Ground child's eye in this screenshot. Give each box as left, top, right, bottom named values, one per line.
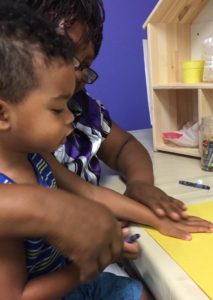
left=51, top=108, right=64, bottom=114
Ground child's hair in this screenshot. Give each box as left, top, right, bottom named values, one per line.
left=0, top=1, right=75, bottom=104
left=14, top=0, right=105, bottom=57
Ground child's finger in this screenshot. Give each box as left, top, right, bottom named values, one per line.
left=122, top=241, right=141, bottom=260
left=123, top=240, right=140, bottom=254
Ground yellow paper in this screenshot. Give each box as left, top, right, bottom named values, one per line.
left=145, top=201, right=213, bottom=299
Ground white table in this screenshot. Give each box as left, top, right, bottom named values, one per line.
left=100, top=128, right=213, bottom=300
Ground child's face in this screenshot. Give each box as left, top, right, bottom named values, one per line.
left=7, top=61, right=75, bottom=153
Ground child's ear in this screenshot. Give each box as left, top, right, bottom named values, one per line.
left=0, top=99, right=11, bottom=130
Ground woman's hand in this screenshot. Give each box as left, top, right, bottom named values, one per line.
left=125, top=181, right=187, bottom=221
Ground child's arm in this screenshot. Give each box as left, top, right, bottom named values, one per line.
left=44, top=154, right=213, bottom=240
left=0, top=238, right=81, bottom=300
left=22, top=265, right=80, bottom=300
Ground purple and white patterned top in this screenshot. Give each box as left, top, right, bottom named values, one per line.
left=54, top=90, right=112, bottom=185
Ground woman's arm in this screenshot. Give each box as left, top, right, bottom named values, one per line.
left=98, top=122, right=187, bottom=220
left=0, top=184, right=123, bottom=281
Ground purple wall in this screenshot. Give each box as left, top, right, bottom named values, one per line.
left=87, top=0, right=158, bottom=131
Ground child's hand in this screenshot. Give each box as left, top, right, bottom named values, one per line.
left=125, top=181, right=187, bottom=221
left=156, top=215, right=213, bottom=240
left=122, top=241, right=141, bottom=260
left=121, top=228, right=141, bottom=260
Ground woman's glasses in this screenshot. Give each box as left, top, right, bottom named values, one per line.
left=73, top=56, right=98, bottom=84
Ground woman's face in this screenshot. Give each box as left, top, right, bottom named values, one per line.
left=66, top=22, right=96, bottom=93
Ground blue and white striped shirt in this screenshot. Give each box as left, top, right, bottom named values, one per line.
left=0, top=153, right=67, bottom=281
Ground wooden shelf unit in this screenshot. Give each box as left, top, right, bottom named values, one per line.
left=145, top=0, right=213, bottom=157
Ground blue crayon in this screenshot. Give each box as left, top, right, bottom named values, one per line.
left=125, top=233, right=140, bottom=244
left=179, top=180, right=210, bottom=190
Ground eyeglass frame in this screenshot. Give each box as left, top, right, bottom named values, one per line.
left=72, top=56, right=98, bottom=84
left=62, top=28, right=98, bottom=84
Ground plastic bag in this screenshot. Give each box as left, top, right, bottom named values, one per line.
left=162, top=122, right=199, bottom=148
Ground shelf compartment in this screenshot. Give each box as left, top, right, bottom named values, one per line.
left=147, top=23, right=191, bottom=85
left=152, top=89, right=199, bottom=156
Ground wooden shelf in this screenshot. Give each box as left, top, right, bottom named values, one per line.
left=156, top=144, right=200, bottom=157
left=153, top=83, right=213, bottom=90
left=145, top=0, right=213, bottom=158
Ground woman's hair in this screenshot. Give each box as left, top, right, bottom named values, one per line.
left=0, top=1, right=75, bottom=103
left=15, top=0, right=105, bottom=57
